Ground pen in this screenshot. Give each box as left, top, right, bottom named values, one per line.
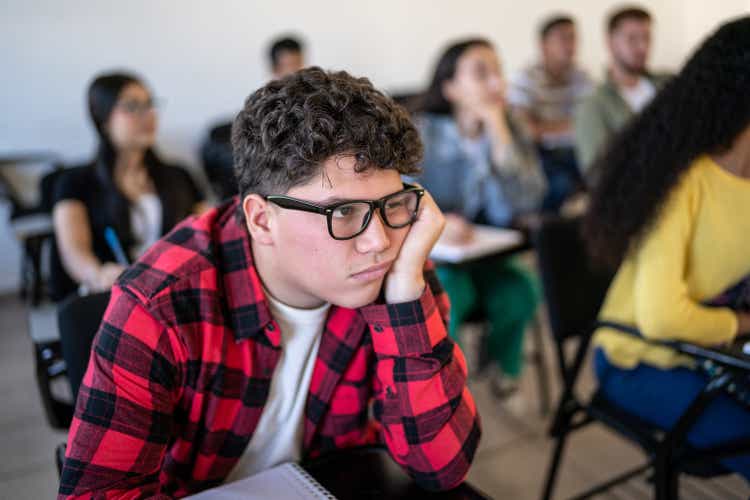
left=104, top=226, right=130, bottom=266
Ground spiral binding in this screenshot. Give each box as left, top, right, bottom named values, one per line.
left=288, top=463, right=337, bottom=499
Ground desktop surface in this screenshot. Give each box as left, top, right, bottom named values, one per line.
left=302, top=446, right=490, bottom=500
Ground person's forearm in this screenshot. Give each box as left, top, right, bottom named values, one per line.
left=483, top=112, right=515, bottom=168
left=362, top=277, right=480, bottom=491
left=536, top=118, right=573, bottom=137
left=379, top=345, right=479, bottom=490
left=60, top=246, right=105, bottom=289
left=59, top=286, right=177, bottom=498
left=384, top=271, right=425, bottom=303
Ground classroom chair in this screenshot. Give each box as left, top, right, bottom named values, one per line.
left=535, top=215, right=750, bottom=500
left=0, top=152, right=61, bottom=304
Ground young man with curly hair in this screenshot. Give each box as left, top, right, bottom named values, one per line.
left=59, top=67, right=481, bottom=498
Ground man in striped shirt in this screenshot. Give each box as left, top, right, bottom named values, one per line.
left=509, top=14, right=592, bottom=211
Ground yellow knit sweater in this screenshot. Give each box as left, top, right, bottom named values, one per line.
left=594, top=155, right=750, bottom=369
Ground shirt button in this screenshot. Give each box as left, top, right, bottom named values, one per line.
left=266, top=323, right=275, bottom=332
left=373, top=324, right=383, bottom=333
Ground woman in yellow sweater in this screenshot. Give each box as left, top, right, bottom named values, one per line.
left=583, top=16, right=750, bottom=481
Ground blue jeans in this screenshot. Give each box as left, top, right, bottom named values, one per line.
left=594, top=349, right=750, bottom=481
left=537, top=145, right=582, bottom=212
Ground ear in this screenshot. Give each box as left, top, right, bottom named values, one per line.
left=242, top=194, right=275, bottom=245
left=539, top=38, right=547, bottom=53
left=606, top=34, right=615, bottom=54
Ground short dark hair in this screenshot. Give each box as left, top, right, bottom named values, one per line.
left=539, top=15, right=574, bottom=40
left=232, top=67, right=423, bottom=208
left=269, top=36, right=303, bottom=69
left=607, top=6, right=651, bottom=34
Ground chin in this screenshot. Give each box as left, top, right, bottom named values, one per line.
left=329, top=282, right=382, bottom=310
left=137, top=135, right=156, bottom=148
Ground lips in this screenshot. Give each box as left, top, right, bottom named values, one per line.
left=350, top=261, right=393, bottom=282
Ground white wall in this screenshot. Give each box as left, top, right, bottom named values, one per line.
left=1, top=0, right=748, bottom=292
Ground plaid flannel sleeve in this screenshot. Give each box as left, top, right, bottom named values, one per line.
left=58, top=285, right=182, bottom=499
left=359, top=261, right=481, bottom=491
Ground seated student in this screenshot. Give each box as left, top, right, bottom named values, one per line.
left=201, top=35, right=307, bottom=200
left=51, top=72, right=205, bottom=301
left=413, top=38, right=545, bottom=398
left=574, top=6, right=671, bottom=186
left=267, top=35, right=306, bottom=79
left=508, top=14, right=592, bottom=211
left=584, top=17, right=750, bottom=481
left=58, top=67, right=481, bottom=498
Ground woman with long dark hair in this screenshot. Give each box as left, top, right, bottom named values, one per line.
left=413, top=38, right=545, bottom=397
left=584, top=17, right=750, bottom=479
left=51, top=72, right=206, bottom=299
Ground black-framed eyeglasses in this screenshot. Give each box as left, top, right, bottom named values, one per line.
left=265, top=183, right=425, bottom=240
left=116, top=97, right=161, bottom=115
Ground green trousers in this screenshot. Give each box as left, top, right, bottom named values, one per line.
left=436, top=258, right=539, bottom=378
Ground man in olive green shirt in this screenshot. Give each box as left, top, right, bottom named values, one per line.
left=574, top=7, right=671, bottom=185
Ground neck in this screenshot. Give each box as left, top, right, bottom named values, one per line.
left=712, top=135, right=750, bottom=179
left=114, top=148, right=146, bottom=173
left=452, top=107, right=483, bottom=139
left=543, top=59, right=570, bottom=81
left=610, top=63, right=641, bottom=88
left=251, top=239, right=326, bottom=309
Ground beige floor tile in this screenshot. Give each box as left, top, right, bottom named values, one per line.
left=0, top=463, right=60, bottom=500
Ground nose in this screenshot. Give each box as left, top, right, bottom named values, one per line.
left=354, top=210, right=391, bottom=254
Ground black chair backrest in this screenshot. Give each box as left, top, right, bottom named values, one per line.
left=58, top=291, right=111, bottom=403
left=200, top=122, right=238, bottom=200
left=0, top=153, right=60, bottom=214
left=534, top=216, right=613, bottom=343
left=389, top=91, right=425, bottom=115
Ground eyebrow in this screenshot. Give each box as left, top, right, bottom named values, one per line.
left=312, top=187, right=407, bottom=206
left=315, top=195, right=351, bottom=205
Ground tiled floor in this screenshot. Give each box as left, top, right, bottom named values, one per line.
left=0, top=293, right=747, bottom=499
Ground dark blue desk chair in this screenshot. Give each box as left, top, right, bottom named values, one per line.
left=55, top=291, right=111, bottom=475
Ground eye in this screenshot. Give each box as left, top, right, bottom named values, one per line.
left=121, top=101, right=139, bottom=112
left=385, top=198, right=406, bottom=210
left=332, top=204, right=356, bottom=218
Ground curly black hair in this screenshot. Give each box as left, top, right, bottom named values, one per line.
left=231, top=67, right=423, bottom=212
left=583, top=16, right=750, bottom=269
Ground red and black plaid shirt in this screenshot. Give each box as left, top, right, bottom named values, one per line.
left=59, top=198, right=480, bottom=499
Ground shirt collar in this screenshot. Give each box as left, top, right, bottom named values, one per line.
left=217, top=198, right=276, bottom=343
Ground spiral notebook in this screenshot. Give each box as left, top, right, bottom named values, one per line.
left=185, top=462, right=336, bottom=499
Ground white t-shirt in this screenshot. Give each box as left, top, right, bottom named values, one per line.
left=129, top=193, right=162, bottom=258
left=619, top=76, right=656, bottom=113
left=225, top=291, right=330, bottom=482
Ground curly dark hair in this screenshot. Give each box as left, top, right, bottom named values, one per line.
left=583, top=16, right=750, bottom=269
left=231, top=67, right=423, bottom=211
